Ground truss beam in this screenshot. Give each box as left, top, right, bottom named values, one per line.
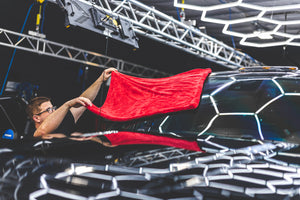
left=115, top=147, right=203, bottom=167
left=0, top=28, right=169, bottom=78
left=57, top=0, right=263, bottom=69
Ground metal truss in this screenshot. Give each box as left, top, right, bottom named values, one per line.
left=0, top=28, right=169, bottom=78
left=115, top=146, right=203, bottom=167
left=55, top=0, right=263, bottom=69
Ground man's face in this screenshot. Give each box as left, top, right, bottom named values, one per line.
left=33, top=101, right=55, bottom=124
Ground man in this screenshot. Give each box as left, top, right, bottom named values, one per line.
left=26, top=67, right=117, bottom=139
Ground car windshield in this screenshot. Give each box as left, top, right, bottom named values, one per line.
left=107, top=72, right=300, bottom=143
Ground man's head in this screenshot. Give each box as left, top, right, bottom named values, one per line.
left=26, top=97, right=56, bottom=127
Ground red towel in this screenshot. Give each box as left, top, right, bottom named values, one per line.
left=105, top=131, right=203, bottom=152
left=87, top=68, right=211, bottom=121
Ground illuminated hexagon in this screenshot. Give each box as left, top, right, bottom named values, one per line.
left=202, top=6, right=261, bottom=24
left=275, top=78, right=300, bottom=93
left=240, top=34, right=293, bottom=47
left=225, top=21, right=277, bottom=35
left=276, top=24, right=300, bottom=37
left=174, top=0, right=242, bottom=11
left=204, top=115, right=260, bottom=139
left=258, top=95, right=300, bottom=142
left=223, top=20, right=279, bottom=38
left=262, top=8, right=300, bottom=22
left=213, top=79, right=282, bottom=113
left=173, top=0, right=300, bottom=47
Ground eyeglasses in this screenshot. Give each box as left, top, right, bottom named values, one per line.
left=35, top=106, right=57, bottom=115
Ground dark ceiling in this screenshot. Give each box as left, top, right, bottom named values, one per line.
left=1, top=0, right=300, bottom=104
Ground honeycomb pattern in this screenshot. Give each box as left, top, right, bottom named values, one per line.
left=20, top=141, right=300, bottom=199
left=173, top=0, right=300, bottom=47
left=197, top=69, right=300, bottom=142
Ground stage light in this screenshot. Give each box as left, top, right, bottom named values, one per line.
left=62, top=0, right=139, bottom=48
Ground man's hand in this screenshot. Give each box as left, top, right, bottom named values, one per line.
left=101, top=68, right=118, bottom=81
left=65, top=97, right=92, bottom=109
left=41, top=133, right=67, bottom=139
left=69, top=132, right=93, bottom=141
left=70, top=132, right=116, bottom=147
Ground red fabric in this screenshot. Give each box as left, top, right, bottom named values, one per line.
left=105, top=131, right=202, bottom=152
left=87, top=68, right=211, bottom=121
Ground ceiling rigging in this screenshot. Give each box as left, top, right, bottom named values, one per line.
left=172, top=0, right=300, bottom=47
left=55, top=0, right=262, bottom=69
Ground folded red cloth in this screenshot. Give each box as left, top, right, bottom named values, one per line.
left=87, top=68, right=211, bottom=121
left=105, top=131, right=203, bottom=152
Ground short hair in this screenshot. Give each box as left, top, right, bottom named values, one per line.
left=26, top=96, right=51, bottom=119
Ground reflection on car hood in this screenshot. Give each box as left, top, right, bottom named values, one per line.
left=1, top=136, right=300, bottom=199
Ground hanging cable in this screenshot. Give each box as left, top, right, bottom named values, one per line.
left=35, top=0, right=45, bottom=33
left=97, top=36, right=109, bottom=131
left=78, top=53, right=89, bottom=93
left=99, top=72, right=105, bottom=131
left=0, top=3, right=35, bottom=96
left=218, top=0, right=236, bottom=49
left=228, top=8, right=236, bottom=49
left=40, top=0, right=48, bottom=34
left=283, top=46, right=300, bottom=67
left=105, top=37, right=109, bottom=55
left=176, top=7, right=181, bottom=21
left=175, top=0, right=185, bottom=22
left=179, top=0, right=185, bottom=21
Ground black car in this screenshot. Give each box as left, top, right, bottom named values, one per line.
left=1, top=66, right=300, bottom=200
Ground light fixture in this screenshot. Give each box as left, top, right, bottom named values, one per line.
left=173, top=0, right=300, bottom=47
left=253, top=30, right=273, bottom=40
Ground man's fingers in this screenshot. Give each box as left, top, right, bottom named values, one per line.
left=102, top=68, right=118, bottom=81
left=77, top=97, right=92, bottom=107
left=106, top=67, right=117, bottom=73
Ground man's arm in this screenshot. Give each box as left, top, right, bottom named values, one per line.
left=70, top=67, right=117, bottom=122
left=33, top=97, right=92, bottom=137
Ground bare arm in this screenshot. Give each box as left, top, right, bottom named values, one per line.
left=71, top=67, right=117, bottom=122
left=33, top=97, right=92, bottom=137
left=33, top=68, right=116, bottom=138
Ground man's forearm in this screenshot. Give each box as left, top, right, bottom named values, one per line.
left=71, top=68, right=115, bottom=122
left=80, top=68, right=116, bottom=102
left=80, top=75, right=103, bottom=102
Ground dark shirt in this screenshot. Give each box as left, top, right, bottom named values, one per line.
left=55, top=110, right=76, bottom=137
left=29, top=111, right=76, bottom=137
